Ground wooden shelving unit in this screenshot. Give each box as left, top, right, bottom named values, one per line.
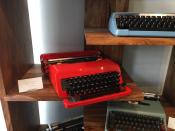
left=0, top=0, right=175, bottom=131
left=85, top=29, right=175, bottom=45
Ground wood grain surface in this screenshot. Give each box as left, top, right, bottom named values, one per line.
left=161, top=98, right=175, bottom=119
left=0, top=0, right=33, bottom=95
left=4, top=65, right=59, bottom=101
left=0, top=1, right=35, bottom=131
left=85, top=29, right=175, bottom=45
left=8, top=101, right=40, bottom=131
left=0, top=68, right=5, bottom=97
left=115, top=0, right=129, bottom=12
left=85, top=0, right=129, bottom=28
left=85, top=0, right=109, bottom=28
left=84, top=102, right=107, bottom=131
left=163, top=47, right=175, bottom=106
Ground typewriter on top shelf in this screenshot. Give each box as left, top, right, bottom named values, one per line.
left=109, top=12, right=175, bottom=37
left=40, top=50, right=131, bottom=108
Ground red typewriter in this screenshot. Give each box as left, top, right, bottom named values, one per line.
left=40, top=50, right=131, bottom=108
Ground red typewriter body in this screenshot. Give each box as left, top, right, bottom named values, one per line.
left=40, top=50, right=131, bottom=108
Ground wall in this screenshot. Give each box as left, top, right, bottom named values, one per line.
left=129, top=0, right=175, bottom=13
left=28, top=0, right=84, bottom=64
left=123, top=46, right=172, bottom=94
left=123, top=0, right=175, bottom=94
left=27, top=0, right=84, bottom=124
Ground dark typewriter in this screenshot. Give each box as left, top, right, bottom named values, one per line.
left=44, top=117, right=84, bottom=131
left=40, top=50, right=131, bottom=108
left=109, top=12, right=175, bottom=37
left=50, top=117, right=84, bottom=131
left=105, top=100, right=167, bottom=131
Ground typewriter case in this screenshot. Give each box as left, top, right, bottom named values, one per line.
left=40, top=50, right=131, bottom=108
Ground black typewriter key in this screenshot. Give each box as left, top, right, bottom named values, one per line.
left=68, top=90, right=74, bottom=96
left=146, top=16, right=151, bottom=19
left=61, top=79, right=72, bottom=90
left=157, top=16, right=162, bottom=19
left=140, top=16, right=145, bottom=19
left=152, top=16, right=157, bottom=19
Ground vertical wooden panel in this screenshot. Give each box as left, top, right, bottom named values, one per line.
left=115, top=0, right=129, bottom=12
left=85, top=0, right=129, bottom=28
left=163, top=47, right=175, bottom=106
left=0, top=1, right=39, bottom=131
left=3, top=0, right=33, bottom=78
left=84, top=102, right=107, bottom=131
left=85, top=0, right=129, bottom=64
left=8, top=102, right=40, bottom=131
left=0, top=68, right=5, bottom=97
left=0, top=8, right=16, bottom=95
left=0, top=0, right=33, bottom=94
left=85, top=0, right=109, bottom=28
left=1, top=100, right=40, bottom=131
left=86, top=45, right=123, bottom=64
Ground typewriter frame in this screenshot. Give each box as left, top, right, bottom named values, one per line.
left=109, top=12, right=175, bottom=37
left=40, top=50, right=131, bottom=108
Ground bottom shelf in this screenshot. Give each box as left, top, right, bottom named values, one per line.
left=84, top=98, right=175, bottom=131
left=4, top=64, right=144, bottom=101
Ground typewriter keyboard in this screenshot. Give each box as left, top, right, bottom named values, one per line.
left=116, top=14, right=175, bottom=31
left=61, top=71, right=121, bottom=100
left=107, top=111, right=166, bottom=131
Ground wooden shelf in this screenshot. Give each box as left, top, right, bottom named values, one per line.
left=85, top=29, right=175, bottom=45
left=4, top=65, right=59, bottom=101
left=4, top=64, right=144, bottom=101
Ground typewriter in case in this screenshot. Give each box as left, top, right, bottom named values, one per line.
left=109, top=12, right=175, bottom=37
left=40, top=50, right=131, bottom=108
